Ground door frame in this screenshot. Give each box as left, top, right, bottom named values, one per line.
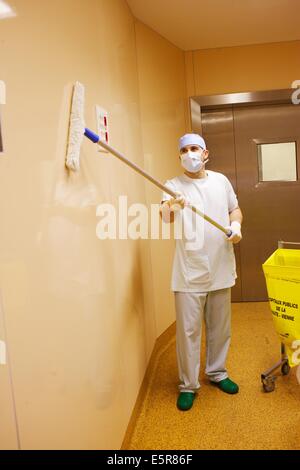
left=190, top=88, right=296, bottom=134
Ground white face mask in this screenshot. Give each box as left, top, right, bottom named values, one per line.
left=180, top=150, right=207, bottom=173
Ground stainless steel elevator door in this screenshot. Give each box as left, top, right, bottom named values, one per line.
left=202, top=103, right=300, bottom=301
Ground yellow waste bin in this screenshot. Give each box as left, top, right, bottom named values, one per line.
left=263, top=248, right=300, bottom=367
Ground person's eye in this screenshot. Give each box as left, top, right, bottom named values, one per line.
left=191, top=147, right=199, bottom=152
left=181, top=148, right=188, bottom=154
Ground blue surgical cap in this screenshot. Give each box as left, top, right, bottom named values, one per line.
left=179, top=133, right=206, bottom=151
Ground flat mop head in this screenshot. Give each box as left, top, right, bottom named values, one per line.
left=65, top=81, right=85, bottom=171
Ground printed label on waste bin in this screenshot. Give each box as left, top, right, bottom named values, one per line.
left=266, top=283, right=300, bottom=367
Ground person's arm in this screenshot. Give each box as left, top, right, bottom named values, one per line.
left=159, top=193, right=186, bottom=224
left=227, top=207, right=243, bottom=244
left=160, top=200, right=175, bottom=224
left=230, top=207, right=243, bottom=225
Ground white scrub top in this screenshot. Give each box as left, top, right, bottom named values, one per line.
left=161, top=170, right=239, bottom=293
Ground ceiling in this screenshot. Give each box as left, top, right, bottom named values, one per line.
left=127, top=0, right=300, bottom=51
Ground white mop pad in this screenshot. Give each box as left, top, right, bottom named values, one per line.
left=65, top=81, right=85, bottom=171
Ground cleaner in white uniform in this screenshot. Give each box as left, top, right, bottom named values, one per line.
left=160, top=133, right=243, bottom=411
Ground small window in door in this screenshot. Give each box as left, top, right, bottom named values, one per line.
left=257, top=142, right=297, bottom=182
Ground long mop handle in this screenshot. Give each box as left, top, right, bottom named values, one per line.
left=84, top=128, right=231, bottom=236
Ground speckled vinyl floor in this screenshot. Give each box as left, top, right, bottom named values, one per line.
left=126, top=302, right=300, bottom=450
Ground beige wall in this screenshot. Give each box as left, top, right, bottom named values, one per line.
left=0, top=0, right=186, bottom=449
left=185, top=40, right=300, bottom=97
left=134, top=21, right=187, bottom=336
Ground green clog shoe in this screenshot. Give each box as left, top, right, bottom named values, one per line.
left=211, top=378, right=239, bottom=394
left=177, top=392, right=195, bottom=411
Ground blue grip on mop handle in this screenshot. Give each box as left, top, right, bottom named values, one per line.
left=84, top=128, right=100, bottom=143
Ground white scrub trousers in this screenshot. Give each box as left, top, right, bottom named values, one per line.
left=175, top=288, right=231, bottom=393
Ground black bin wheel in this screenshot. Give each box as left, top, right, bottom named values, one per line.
left=281, top=362, right=290, bottom=376
left=262, top=378, right=275, bottom=393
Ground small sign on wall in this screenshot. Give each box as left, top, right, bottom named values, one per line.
left=95, top=105, right=109, bottom=153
